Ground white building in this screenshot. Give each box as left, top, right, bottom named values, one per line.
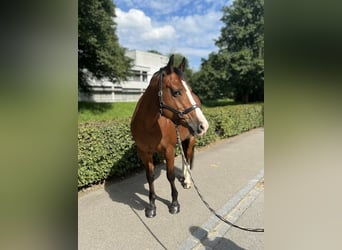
left=78, top=50, right=169, bottom=102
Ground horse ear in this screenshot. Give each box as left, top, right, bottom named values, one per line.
left=179, top=57, right=186, bottom=72
left=166, top=55, right=174, bottom=74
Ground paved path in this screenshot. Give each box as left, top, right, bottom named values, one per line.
left=78, top=128, right=264, bottom=250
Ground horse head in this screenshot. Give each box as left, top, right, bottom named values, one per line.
left=158, top=55, right=209, bottom=136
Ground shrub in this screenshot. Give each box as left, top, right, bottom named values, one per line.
left=78, top=104, right=263, bottom=188
left=203, top=104, right=264, bottom=139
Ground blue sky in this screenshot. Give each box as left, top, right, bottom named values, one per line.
left=113, top=0, right=232, bottom=71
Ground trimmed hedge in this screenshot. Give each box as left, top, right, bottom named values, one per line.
left=78, top=103, right=264, bottom=188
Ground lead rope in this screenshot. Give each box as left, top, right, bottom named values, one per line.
left=175, top=125, right=264, bottom=233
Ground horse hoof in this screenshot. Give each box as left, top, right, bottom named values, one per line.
left=169, top=203, right=180, bottom=214
left=182, top=182, right=191, bottom=189
left=145, top=207, right=156, bottom=218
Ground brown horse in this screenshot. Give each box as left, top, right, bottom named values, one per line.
left=130, top=55, right=209, bottom=218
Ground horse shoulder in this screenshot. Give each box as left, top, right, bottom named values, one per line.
left=157, top=116, right=177, bottom=146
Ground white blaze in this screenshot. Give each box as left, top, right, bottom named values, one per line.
left=181, top=80, right=209, bottom=136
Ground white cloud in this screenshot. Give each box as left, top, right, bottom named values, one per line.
left=115, top=8, right=176, bottom=47
left=115, top=9, right=150, bottom=32
left=142, top=25, right=175, bottom=40
left=178, top=47, right=214, bottom=57
left=171, top=11, right=222, bottom=47
left=114, top=6, right=225, bottom=70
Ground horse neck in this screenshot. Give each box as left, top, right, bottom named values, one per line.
left=136, top=78, right=160, bottom=124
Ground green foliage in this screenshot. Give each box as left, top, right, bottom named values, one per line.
left=78, top=104, right=264, bottom=188
left=78, top=0, right=132, bottom=90
left=203, top=104, right=263, bottom=139
left=78, top=119, right=162, bottom=188
left=194, top=0, right=264, bottom=103
left=202, top=98, right=236, bottom=107
left=78, top=120, right=133, bottom=187
left=216, top=0, right=264, bottom=103
left=190, top=52, right=230, bottom=100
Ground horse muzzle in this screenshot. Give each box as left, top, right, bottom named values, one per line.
left=187, top=107, right=209, bottom=136
left=187, top=119, right=209, bottom=137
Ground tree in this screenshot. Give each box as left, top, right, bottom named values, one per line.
left=190, top=52, right=230, bottom=100
left=215, top=0, right=264, bottom=103
left=78, top=0, right=132, bottom=91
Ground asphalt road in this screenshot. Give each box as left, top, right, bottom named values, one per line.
left=78, top=128, right=264, bottom=250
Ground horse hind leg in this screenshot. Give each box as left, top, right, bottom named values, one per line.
left=139, top=150, right=157, bottom=218
left=165, top=147, right=180, bottom=214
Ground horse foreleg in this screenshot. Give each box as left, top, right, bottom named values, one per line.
left=139, top=150, right=157, bottom=218
left=165, top=147, right=180, bottom=214
left=187, top=136, right=196, bottom=170
left=181, top=137, right=195, bottom=189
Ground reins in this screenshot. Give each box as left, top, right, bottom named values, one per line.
left=158, top=68, right=199, bottom=118
left=175, top=125, right=264, bottom=233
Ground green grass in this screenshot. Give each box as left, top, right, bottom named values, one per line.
left=78, top=102, right=137, bottom=122
left=78, top=98, right=239, bottom=123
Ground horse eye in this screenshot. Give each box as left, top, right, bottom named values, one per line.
left=172, top=89, right=181, bottom=97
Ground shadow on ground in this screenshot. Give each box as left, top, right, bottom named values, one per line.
left=104, top=163, right=176, bottom=212
left=104, top=143, right=187, bottom=213
left=190, top=226, right=245, bottom=250
left=104, top=162, right=187, bottom=250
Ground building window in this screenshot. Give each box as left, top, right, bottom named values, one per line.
left=142, top=71, right=148, bottom=82
left=128, top=70, right=148, bottom=82
left=132, top=70, right=141, bottom=81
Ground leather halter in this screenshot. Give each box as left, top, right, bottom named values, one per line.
left=158, top=68, right=199, bottom=119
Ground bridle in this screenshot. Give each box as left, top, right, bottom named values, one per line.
left=158, top=68, right=199, bottom=119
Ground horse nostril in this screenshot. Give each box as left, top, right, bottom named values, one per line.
left=198, top=123, right=204, bottom=133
